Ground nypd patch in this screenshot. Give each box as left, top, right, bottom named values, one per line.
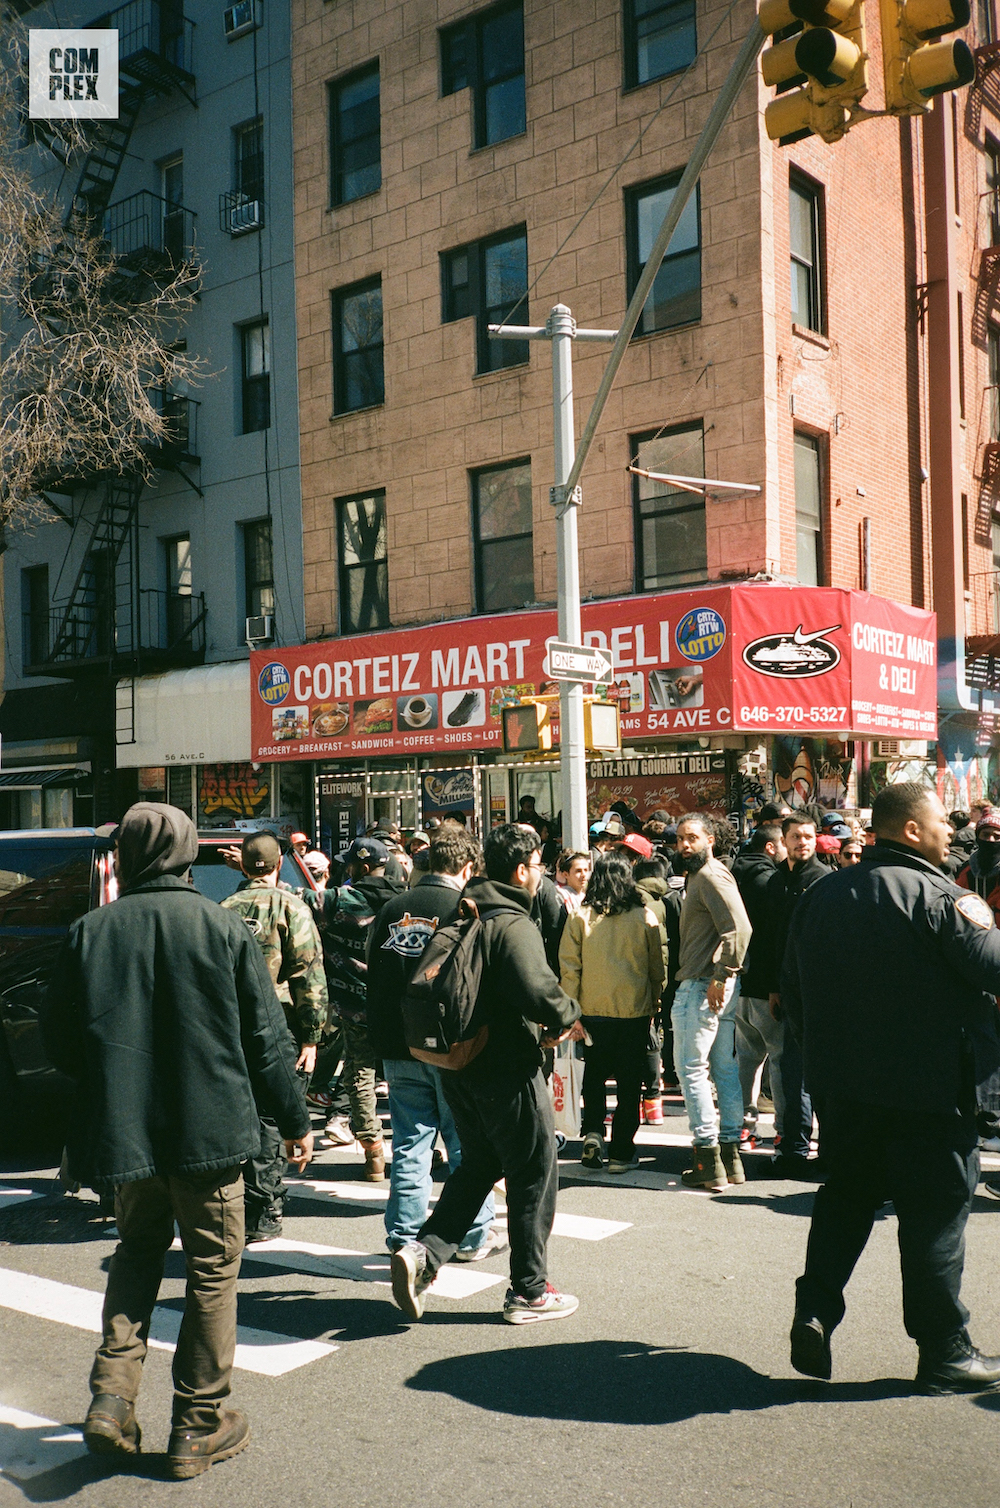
left=955, top=893, right=994, bottom=930
left=383, top=912, right=438, bottom=957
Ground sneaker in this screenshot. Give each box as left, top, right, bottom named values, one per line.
left=581, top=1132, right=605, bottom=1170
left=554, top=1131, right=567, bottom=1152
left=608, top=1154, right=640, bottom=1174
left=452, top=1226, right=510, bottom=1263
left=324, top=1114, right=354, bottom=1146
left=245, top=1212, right=282, bottom=1243
left=305, top=1086, right=336, bottom=1110
left=503, top=1283, right=579, bottom=1325
left=391, top=1241, right=432, bottom=1320
left=643, top=1097, right=664, bottom=1125
left=83, top=1394, right=141, bottom=1458
left=167, top=1409, right=250, bottom=1480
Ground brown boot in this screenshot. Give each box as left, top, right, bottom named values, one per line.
left=83, top=1394, right=141, bottom=1457
left=168, top=1410, right=251, bottom=1480
left=720, top=1142, right=746, bottom=1185
left=680, top=1145, right=727, bottom=1191
left=361, top=1137, right=385, bottom=1181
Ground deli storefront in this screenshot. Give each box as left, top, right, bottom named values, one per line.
left=249, top=583, right=938, bottom=845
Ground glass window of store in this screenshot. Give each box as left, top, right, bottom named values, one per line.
left=472, top=459, right=534, bottom=613
left=337, top=490, right=389, bottom=634
left=631, top=423, right=706, bottom=589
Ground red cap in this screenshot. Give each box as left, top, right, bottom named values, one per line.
left=976, top=810, right=1000, bottom=837
left=620, top=833, right=654, bottom=860
left=290, top=831, right=309, bottom=845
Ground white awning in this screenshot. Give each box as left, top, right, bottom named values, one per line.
left=115, top=662, right=251, bottom=768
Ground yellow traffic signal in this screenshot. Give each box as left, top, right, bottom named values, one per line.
left=760, top=0, right=869, bottom=143
left=879, top=0, right=975, bottom=112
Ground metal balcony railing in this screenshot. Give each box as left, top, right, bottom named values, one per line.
left=87, top=0, right=195, bottom=83
left=219, top=189, right=264, bottom=236
left=24, top=588, right=206, bottom=675
left=104, top=190, right=196, bottom=264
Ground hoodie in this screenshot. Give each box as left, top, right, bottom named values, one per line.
left=115, top=801, right=198, bottom=889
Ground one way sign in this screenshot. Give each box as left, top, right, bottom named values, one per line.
left=544, top=639, right=614, bottom=684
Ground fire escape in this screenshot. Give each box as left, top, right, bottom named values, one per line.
left=28, top=0, right=206, bottom=742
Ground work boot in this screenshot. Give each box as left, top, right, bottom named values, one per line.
left=915, top=1331, right=1000, bottom=1394
left=680, top=1145, right=727, bottom=1191
left=361, top=1137, right=385, bottom=1181
left=790, top=1314, right=832, bottom=1380
left=83, top=1394, right=141, bottom=1457
left=720, top=1142, right=746, bottom=1185
left=168, top=1410, right=251, bottom=1479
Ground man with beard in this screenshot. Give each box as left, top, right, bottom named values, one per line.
left=671, top=813, right=752, bottom=1191
left=956, top=809, right=1000, bottom=926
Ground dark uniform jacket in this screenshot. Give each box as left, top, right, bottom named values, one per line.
left=956, top=854, right=1000, bottom=929
left=366, top=872, right=465, bottom=1060
left=304, top=873, right=405, bottom=1024
left=781, top=840, right=1000, bottom=1117
left=762, top=852, right=830, bottom=996
left=42, top=875, right=310, bottom=1190
left=530, top=874, right=568, bottom=974
left=731, top=850, right=779, bottom=1000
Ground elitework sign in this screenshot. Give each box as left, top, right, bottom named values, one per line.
left=28, top=31, right=119, bottom=118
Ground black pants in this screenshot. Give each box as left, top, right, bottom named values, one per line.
left=581, top=1015, right=650, bottom=1159
left=418, top=1068, right=557, bottom=1301
left=796, top=1097, right=978, bottom=1351
left=243, top=1117, right=285, bottom=1227
left=779, top=1032, right=813, bottom=1157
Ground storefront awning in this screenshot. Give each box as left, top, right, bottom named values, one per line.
left=248, top=585, right=938, bottom=763
left=0, top=767, right=89, bottom=788
left=116, top=662, right=251, bottom=769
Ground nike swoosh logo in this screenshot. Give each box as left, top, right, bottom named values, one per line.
left=791, top=624, right=842, bottom=645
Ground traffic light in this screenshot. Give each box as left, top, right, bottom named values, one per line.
left=501, top=702, right=552, bottom=753
left=760, top=0, right=869, bottom=144
left=879, top=0, right=975, bottom=113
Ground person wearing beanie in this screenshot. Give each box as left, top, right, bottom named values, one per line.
left=42, top=803, right=312, bottom=1478
left=956, top=811, right=1000, bottom=927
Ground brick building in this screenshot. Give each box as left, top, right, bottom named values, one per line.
left=274, top=0, right=1000, bottom=835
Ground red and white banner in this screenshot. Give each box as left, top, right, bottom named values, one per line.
left=250, top=586, right=937, bottom=763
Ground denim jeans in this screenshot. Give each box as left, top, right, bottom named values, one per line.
left=383, top=1059, right=493, bottom=1254
left=671, top=976, right=743, bottom=1146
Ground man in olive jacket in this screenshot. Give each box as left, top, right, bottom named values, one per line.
left=42, top=803, right=312, bottom=1480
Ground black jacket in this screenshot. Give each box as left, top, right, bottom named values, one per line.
left=366, top=873, right=465, bottom=1060
left=732, top=850, right=778, bottom=1000
left=304, top=873, right=406, bottom=1023
left=531, top=874, right=568, bottom=974
left=42, top=875, right=310, bottom=1191
left=763, top=853, right=830, bottom=995
left=782, top=841, right=1000, bottom=1116
left=458, top=875, right=580, bottom=1088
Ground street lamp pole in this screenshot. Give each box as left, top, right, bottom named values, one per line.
left=488, top=307, right=617, bottom=850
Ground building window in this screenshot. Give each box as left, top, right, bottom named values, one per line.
left=980, top=0, right=996, bottom=44
left=441, top=1, right=525, bottom=149
left=624, top=0, right=697, bottom=89
left=794, top=432, right=824, bottom=586
left=22, top=564, right=49, bottom=669
left=240, top=320, right=270, bottom=433
left=472, top=460, right=533, bottom=613
left=790, top=173, right=824, bottom=333
left=160, top=154, right=184, bottom=260
left=631, top=425, right=706, bottom=589
left=234, top=117, right=264, bottom=203
left=625, top=174, right=701, bottom=335
left=337, top=491, right=389, bottom=634
left=333, top=278, right=384, bottom=413
left=164, top=535, right=193, bottom=643
left=990, top=324, right=1000, bottom=439
left=988, top=138, right=1000, bottom=247
left=244, top=519, right=274, bottom=620
left=329, top=62, right=381, bottom=206
left=442, top=227, right=528, bottom=373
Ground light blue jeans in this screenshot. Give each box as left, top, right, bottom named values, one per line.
left=671, top=976, right=744, bottom=1147
left=383, top=1058, right=493, bottom=1253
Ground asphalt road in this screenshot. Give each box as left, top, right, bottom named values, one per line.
left=3, top=1102, right=1000, bottom=1508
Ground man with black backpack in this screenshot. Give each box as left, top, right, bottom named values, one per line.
left=390, top=824, right=581, bottom=1325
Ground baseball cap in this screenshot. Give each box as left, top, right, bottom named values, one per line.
left=620, top=833, right=654, bottom=860
left=342, top=837, right=390, bottom=866
left=303, top=849, right=330, bottom=875
left=289, top=831, right=309, bottom=845
left=597, top=813, right=626, bottom=837
left=242, top=832, right=283, bottom=875
left=977, top=810, right=1000, bottom=837
left=825, top=821, right=852, bottom=840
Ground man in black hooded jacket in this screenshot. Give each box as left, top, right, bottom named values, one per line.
left=42, top=803, right=312, bottom=1480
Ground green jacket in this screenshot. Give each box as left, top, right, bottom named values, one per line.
left=221, top=878, right=327, bottom=1044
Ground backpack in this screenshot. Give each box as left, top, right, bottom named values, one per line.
left=400, top=897, right=506, bottom=1070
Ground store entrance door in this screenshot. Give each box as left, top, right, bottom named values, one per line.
left=318, top=774, right=365, bottom=856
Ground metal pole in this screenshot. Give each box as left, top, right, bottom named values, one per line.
left=562, top=19, right=766, bottom=498
left=547, top=304, right=589, bottom=852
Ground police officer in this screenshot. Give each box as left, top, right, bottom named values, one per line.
left=221, top=832, right=327, bottom=1240
left=782, top=782, right=1000, bottom=1392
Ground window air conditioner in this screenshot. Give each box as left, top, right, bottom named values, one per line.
left=246, top=614, right=274, bottom=645
left=229, top=199, right=262, bottom=234
left=224, top=0, right=260, bottom=39
left=874, top=739, right=900, bottom=758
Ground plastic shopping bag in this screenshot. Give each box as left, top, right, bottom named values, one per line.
left=551, top=1041, right=583, bottom=1138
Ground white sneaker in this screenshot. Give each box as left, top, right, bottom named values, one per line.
left=503, top=1283, right=579, bottom=1325
left=581, top=1133, right=605, bottom=1170
left=452, top=1226, right=510, bottom=1263
left=324, top=1115, right=354, bottom=1146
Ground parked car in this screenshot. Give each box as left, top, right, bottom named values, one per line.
left=0, top=828, right=318, bottom=1144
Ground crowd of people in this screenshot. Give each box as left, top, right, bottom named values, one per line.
left=43, top=781, right=1000, bottom=1476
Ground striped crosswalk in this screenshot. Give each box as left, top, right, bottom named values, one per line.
left=0, top=1405, right=86, bottom=1482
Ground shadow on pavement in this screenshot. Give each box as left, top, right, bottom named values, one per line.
left=406, top=1340, right=913, bottom=1423
left=711, top=1192, right=816, bottom=1217
left=9, top=1448, right=178, bottom=1503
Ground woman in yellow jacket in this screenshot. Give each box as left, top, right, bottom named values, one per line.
left=558, top=855, right=668, bottom=1174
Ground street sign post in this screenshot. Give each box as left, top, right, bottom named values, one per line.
left=544, top=638, right=613, bottom=684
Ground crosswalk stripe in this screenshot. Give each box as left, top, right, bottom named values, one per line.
left=0, top=1188, right=47, bottom=1209
left=0, top=1268, right=336, bottom=1377
left=234, top=1237, right=504, bottom=1298
left=0, top=1406, right=86, bottom=1481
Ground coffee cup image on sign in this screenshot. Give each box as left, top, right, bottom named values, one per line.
left=398, top=694, right=438, bottom=730
left=273, top=705, right=310, bottom=740
left=648, top=668, right=704, bottom=709
left=353, top=698, right=394, bottom=734
left=443, top=688, right=485, bottom=727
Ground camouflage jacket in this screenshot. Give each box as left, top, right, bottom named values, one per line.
left=220, top=879, right=327, bottom=1044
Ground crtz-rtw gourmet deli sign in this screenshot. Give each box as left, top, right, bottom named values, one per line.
left=249, top=586, right=938, bottom=762
left=28, top=31, right=119, bottom=119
